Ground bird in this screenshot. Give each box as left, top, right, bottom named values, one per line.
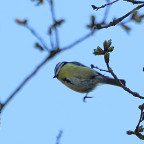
left=53, top=61, right=126, bottom=102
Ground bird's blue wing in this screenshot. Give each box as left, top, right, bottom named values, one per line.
left=70, top=61, right=87, bottom=67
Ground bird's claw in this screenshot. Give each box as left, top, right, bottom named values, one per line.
left=83, top=96, right=93, bottom=103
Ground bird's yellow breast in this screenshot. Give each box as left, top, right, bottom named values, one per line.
left=58, top=63, right=96, bottom=79
left=57, top=63, right=100, bottom=93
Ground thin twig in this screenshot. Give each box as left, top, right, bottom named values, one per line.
left=56, top=130, right=63, bottom=144
left=124, top=0, right=144, bottom=4
left=136, top=105, right=144, bottom=130
left=92, top=0, right=119, bottom=11
left=49, top=33, right=54, bottom=49
left=94, top=4, right=144, bottom=29
left=25, top=24, right=50, bottom=52
left=91, top=64, right=109, bottom=72
left=0, top=103, right=2, bottom=128
left=127, top=104, right=144, bottom=140
left=134, top=104, right=144, bottom=139
left=62, top=30, right=95, bottom=50
left=102, top=2, right=111, bottom=22
left=47, top=0, right=59, bottom=49
left=106, top=62, right=144, bottom=99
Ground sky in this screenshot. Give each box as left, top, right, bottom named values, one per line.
left=0, top=0, right=144, bottom=144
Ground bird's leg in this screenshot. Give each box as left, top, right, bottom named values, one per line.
left=83, top=93, right=93, bottom=102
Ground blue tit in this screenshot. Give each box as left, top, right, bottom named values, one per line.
left=53, top=61, right=125, bottom=101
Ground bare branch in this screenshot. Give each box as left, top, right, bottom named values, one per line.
left=25, top=24, right=50, bottom=51
left=0, top=103, right=2, bottom=128
left=49, top=33, right=54, bottom=49
left=56, top=130, right=63, bottom=144
left=91, top=0, right=119, bottom=11
left=47, top=0, right=60, bottom=49
left=124, top=0, right=144, bottom=4
left=62, top=30, right=95, bottom=50
left=127, top=104, right=144, bottom=140
left=16, top=19, right=49, bottom=51
left=90, top=64, right=109, bottom=72
left=105, top=62, right=144, bottom=99
left=94, top=4, right=144, bottom=29
left=102, top=2, right=111, bottom=22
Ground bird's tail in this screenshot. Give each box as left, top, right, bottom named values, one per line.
left=100, top=77, right=126, bottom=87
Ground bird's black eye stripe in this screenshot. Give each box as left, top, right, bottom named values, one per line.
left=62, top=78, right=74, bottom=85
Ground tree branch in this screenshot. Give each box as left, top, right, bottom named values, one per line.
left=102, top=0, right=112, bottom=22
left=47, top=0, right=60, bottom=49
left=62, top=30, right=95, bottom=50
left=25, top=24, right=50, bottom=52
left=105, top=62, right=144, bottom=99
left=94, top=4, right=144, bottom=29
left=124, top=0, right=144, bottom=4
left=91, top=0, right=119, bottom=11
left=127, top=104, right=144, bottom=140
left=56, top=130, right=63, bottom=144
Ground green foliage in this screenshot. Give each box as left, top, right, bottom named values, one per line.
left=93, top=39, right=114, bottom=64
left=131, top=11, right=144, bottom=23
left=104, top=52, right=110, bottom=63
left=120, top=11, right=144, bottom=33
left=93, top=46, right=104, bottom=55
left=120, top=23, right=131, bottom=33
left=103, top=39, right=112, bottom=51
